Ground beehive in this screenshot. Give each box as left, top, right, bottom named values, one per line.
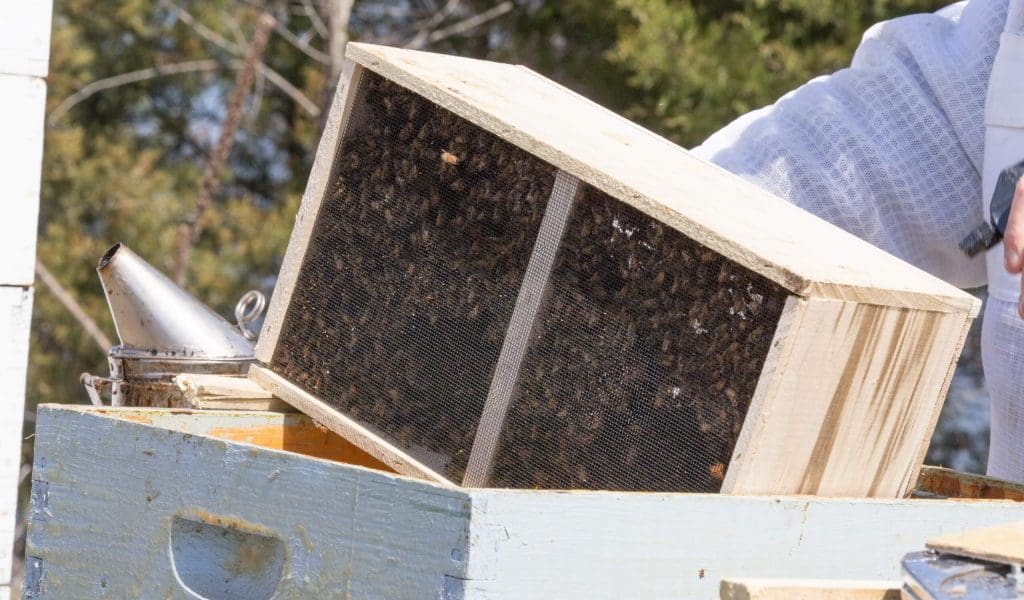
left=250, top=43, right=979, bottom=497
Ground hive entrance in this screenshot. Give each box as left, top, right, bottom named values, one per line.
left=270, top=70, right=788, bottom=492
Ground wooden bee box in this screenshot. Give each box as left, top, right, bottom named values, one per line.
left=249, top=43, right=979, bottom=497
left=23, top=406, right=1024, bottom=599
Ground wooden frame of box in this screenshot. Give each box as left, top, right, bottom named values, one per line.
left=250, top=42, right=980, bottom=497
left=23, top=406, right=1024, bottom=599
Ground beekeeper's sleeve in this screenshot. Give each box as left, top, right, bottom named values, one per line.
left=694, top=0, right=1024, bottom=482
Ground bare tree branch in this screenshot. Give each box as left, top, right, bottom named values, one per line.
left=260, top=63, right=321, bottom=116
left=302, top=0, right=328, bottom=37
left=172, top=3, right=321, bottom=116
left=405, top=0, right=460, bottom=50
left=325, top=0, right=355, bottom=83
left=171, top=4, right=243, bottom=54
left=35, top=260, right=113, bottom=352
left=174, top=14, right=277, bottom=285
left=407, top=1, right=513, bottom=50
left=47, top=60, right=221, bottom=125
left=272, top=14, right=331, bottom=63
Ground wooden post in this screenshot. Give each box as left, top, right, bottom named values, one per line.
left=0, top=2, right=52, bottom=597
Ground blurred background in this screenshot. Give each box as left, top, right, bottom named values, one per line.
left=16, top=0, right=985, bottom=591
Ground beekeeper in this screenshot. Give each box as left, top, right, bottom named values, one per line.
left=694, top=0, right=1024, bottom=482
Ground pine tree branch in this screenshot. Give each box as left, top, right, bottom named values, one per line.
left=173, top=13, right=277, bottom=285
left=47, top=60, right=221, bottom=125
left=34, top=260, right=113, bottom=352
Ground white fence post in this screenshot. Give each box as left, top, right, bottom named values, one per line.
left=0, top=2, right=53, bottom=598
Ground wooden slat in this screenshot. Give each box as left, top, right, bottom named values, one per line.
left=724, top=297, right=970, bottom=497
left=0, top=287, right=32, bottom=588
left=719, top=579, right=900, bottom=600
left=463, top=488, right=1024, bottom=599
left=248, top=365, right=452, bottom=485
left=915, top=466, right=1024, bottom=502
left=345, top=43, right=978, bottom=315
left=173, top=373, right=293, bottom=411
left=927, top=521, right=1024, bottom=565
left=255, top=62, right=364, bottom=364
left=96, top=407, right=393, bottom=471
left=0, top=3, right=52, bottom=78
left=0, top=75, right=45, bottom=286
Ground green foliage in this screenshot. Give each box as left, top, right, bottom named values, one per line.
left=29, top=0, right=956, bottom=428
left=609, top=0, right=948, bottom=146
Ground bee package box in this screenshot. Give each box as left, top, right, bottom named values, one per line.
left=250, top=43, right=980, bottom=497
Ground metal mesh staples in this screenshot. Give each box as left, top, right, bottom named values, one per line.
left=486, top=184, right=789, bottom=492
left=270, top=71, right=558, bottom=482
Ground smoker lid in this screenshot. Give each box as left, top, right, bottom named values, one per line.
left=97, top=243, right=254, bottom=360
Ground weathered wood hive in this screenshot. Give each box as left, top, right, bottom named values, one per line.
left=250, top=43, right=980, bottom=497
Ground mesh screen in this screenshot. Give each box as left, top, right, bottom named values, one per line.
left=484, top=185, right=788, bottom=492
left=270, top=71, right=557, bottom=481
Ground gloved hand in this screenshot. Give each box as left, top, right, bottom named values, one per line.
left=1002, top=179, right=1024, bottom=318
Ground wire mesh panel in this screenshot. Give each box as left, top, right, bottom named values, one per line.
left=270, top=71, right=558, bottom=481
left=483, top=185, right=789, bottom=492
left=257, top=45, right=979, bottom=498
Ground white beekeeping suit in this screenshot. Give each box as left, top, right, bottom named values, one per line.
left=694, top=0, right=1024, bottom=481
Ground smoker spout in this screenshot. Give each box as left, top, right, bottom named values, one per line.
left=97, top=243, right=254, bottom=359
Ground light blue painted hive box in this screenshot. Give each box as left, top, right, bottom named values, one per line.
left=23, top=405, right=1024, bottom=599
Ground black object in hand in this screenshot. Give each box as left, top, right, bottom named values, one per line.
left=960, top=158, right=1024, bottom=258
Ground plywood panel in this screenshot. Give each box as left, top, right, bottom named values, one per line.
left=0, top=75, right=44, bottom=286
left=345, top=43, right=977, bottom=315
left=720, top=579, right=900, bottom=600
left=725, top=297, right=970, bottom=497
left=927, top=521, right=1024, bottom=565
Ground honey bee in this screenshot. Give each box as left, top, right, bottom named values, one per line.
left=709, top=462, right=726, bottom=481
left=441, top=150, right=460, bottom=165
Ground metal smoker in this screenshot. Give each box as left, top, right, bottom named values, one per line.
left=82, top=242, right=265, bottom=407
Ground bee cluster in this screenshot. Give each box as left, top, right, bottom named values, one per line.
left=272, top=71, right=788, bottom=492
left=271, top=72, right=557, bottom=482
left=487, top=186, right=787, bottom=492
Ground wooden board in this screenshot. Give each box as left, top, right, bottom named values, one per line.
left=249, top=365, right=451, bottom=485
left=719, top=579, right=900, bottom=600
left=927, top=521, right=1024, bottom=566
left=173, top=373, right=293, bottom=411
left=256, top=61, right=365, bottom=364
left=724, top=297, right=971, bottom=497
left=0, top=3, right=52, bottom=78
left=915, top=466, right=1024, bottom=502
left=26, top=405, right=469, bottom=599
left=25, top=406, right=1024, bottom=599
left=0, top=287, right=32, bottom=589
left=101, top=407, right=393, bottom=471
left=0, top=75, right=45, bottom=286
left=345, top=43, right=978, bottom=315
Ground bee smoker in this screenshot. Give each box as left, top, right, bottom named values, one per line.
left=81, top=243, right=265, bottom=408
